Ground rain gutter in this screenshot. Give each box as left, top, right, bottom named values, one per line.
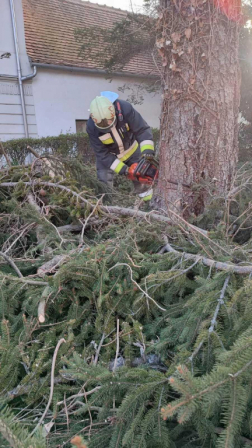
left=32, top=62, right=159, bottom=80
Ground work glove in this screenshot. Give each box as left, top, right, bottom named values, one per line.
left=140, top=153, right=157, bottom=164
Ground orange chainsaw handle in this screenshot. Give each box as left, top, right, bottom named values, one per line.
left=126, top=163, right=154, bottom=185
left=126, top=163, right=138, bottom=181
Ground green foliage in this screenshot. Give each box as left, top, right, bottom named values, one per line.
left=0, top=403, right=45, bottom=448
left=75, top=13, right=155, bottom=75
left=2, top=133, right=93, bottom=165
left=2, top=160, right=252, bottom=447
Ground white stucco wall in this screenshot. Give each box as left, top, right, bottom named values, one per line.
left=0, top=0, right=33, bottom=76
left=0, top=81, right=37, bottom=140
left=0, top=0, right=37, bottom=140
left=0, top=0, right=160, bottom=142
left=32, top=68, right=161, bottom=137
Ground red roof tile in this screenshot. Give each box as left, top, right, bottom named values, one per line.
left=22, top=0, right=158, bottom=77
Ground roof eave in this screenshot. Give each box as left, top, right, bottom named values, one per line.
left=31, top=62, right=160, bottom=80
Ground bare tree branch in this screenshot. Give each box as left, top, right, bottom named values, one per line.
left=0, top=142, right=11, bottom=167
left=161, top=243, right=252, bottom=275
left=30, top=338, right=66, bottom=436
left=0, top=251, right=23, bottom=278
left=209, top=275, right=230, bottom=333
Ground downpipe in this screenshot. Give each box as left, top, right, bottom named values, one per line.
left=22, top=65, right=37, bottom=81
left=9, top=0, right=37, bottom=143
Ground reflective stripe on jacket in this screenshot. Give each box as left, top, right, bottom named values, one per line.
left=86, top=100, right=154, bottom=174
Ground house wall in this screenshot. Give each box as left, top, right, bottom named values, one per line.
left=0, top=81, right=37, bottom=140
left=31, top=68, right=161, bottom=137
left=0, top=0, right=38, bottom=140
left=0, top=0, right=32, bottom=76
left=0, top=0, right=161, bottom=142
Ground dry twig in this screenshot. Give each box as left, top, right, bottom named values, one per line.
left=0, top=141, right=11, bottom=167
left=30, top=338, right=66, bottom=436
left=113, top=319, right=120, bottom=373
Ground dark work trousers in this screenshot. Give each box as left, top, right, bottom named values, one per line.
left=96, top=146, right=145, bottom=194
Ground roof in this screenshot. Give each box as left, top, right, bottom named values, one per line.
left=22, top=0, right=158, bottom=77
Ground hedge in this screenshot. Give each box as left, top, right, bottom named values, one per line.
left=1, top=129, right=160, bottom=166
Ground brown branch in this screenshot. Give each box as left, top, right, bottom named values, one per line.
left=3, top=223, right=35, bottom=255
left=30, top=338, right=66, bottom=436
left=0, top=141, right=11, bottom=167
left=27, top=145, right=40, bottom=159
left=162, top=378, right=229, bottom=420
left=231, top=359, right=252, bottom=379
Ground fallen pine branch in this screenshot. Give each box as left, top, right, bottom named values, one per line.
left=215, top=427, right=252, bottom=445
left=37, top=254, right=69, bottom=277
left=0, top=181, right=92, bottom=206
left=188, top=276, right=230, bottom=365
left=104, top=205, right=208, bottom=235
left=3, top=167, right=252, bottom=447
left=0, top=273, right=48, bottom=286
left=209, top=275, right=230, bottom=332
left=0, top=181, right=208, bottom=236
left=161, top=243, right=252, bottom=275
left=0, top=251, right=23, bottom=278
left=57, top=224, right=83, bottom=233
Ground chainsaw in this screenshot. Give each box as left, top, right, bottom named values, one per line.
left=127, top=155, right=159, bottom=185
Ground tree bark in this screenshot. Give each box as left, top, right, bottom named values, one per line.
left=154, top=0, right=241, bottom=215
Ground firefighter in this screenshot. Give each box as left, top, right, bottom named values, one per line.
left=86, top=92, right=155, bottom=201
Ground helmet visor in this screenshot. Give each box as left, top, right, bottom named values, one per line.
left=95, top=116, right=116, bottom=132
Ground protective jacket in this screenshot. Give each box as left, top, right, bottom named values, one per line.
left=86, top=100, right=154, bottom=174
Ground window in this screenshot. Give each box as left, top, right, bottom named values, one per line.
left=76, top=120, right=87, bottom=133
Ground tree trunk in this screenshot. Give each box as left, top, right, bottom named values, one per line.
left=154, top=0, right=241, bottom=216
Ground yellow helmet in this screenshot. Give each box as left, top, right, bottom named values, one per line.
left=90, top=96, right=116, bottom=130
